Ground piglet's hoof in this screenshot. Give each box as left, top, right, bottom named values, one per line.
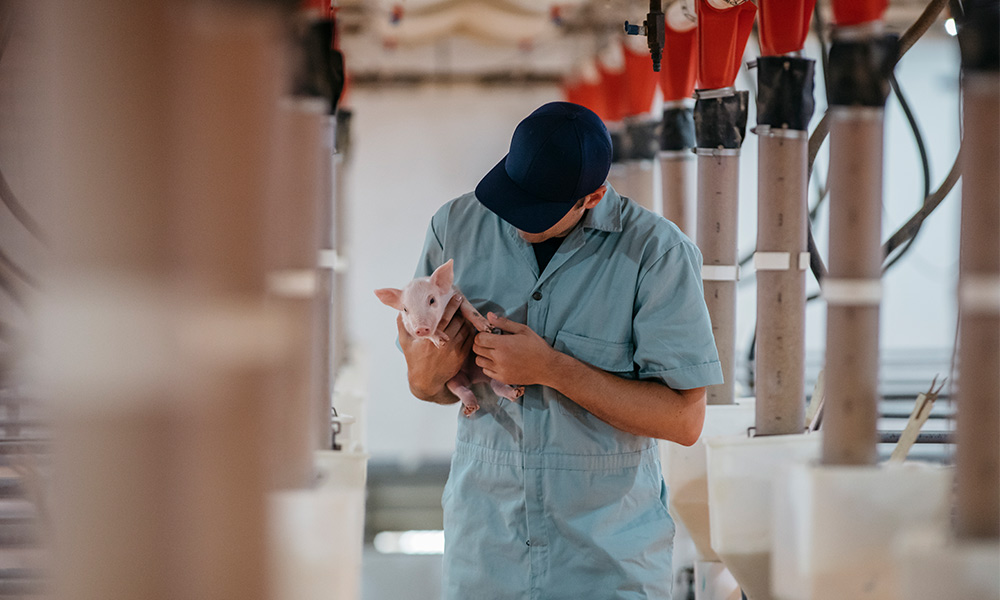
left=469, top=315, right=491, bottom=333
left=511, top=385, right=524, bottom=399
left=462, top=403, right=480, bottom=417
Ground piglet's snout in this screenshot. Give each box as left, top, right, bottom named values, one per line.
left=413, top=326, right=432, bottom=337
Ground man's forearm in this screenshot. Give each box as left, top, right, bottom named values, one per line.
left=543, top=351, right=706, bottom=446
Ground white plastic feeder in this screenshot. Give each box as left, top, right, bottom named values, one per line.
left=705, top=432, right=822, bottom=600
left=897, top=530, right=1000, bottom=600
left=771, top=462, right=952, bottom=600
left=270, top=449, right=370, bottom=600
left=662, top=399, right=756, bottom=562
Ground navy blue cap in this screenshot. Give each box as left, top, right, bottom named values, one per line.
left=475, top=102, right=612, bottom=234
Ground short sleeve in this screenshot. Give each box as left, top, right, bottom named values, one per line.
left=414, top=209, right=446, bottom=278
left=632, top=241, right=724, bottom=390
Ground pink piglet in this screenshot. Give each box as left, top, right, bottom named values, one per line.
left=375, top=259, right=524, bottom=417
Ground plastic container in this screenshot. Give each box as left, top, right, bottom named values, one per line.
left=897, top=530, right=1000, bottom=600
left=332, top=349, right=368, bottom=453
left=771, top=462, right=952, bottom=600
left=705, top=432, right=821, bottom=600
left=270, top=449, right=370, bottom=600
left=661, top=399, right=755, bottom=561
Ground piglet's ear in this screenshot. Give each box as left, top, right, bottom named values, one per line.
left=374, top=288, right=404, bottom=311
left=429, top=259, right=454, bottom=291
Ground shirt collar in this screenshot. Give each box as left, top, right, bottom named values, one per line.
left=580, top=182, right=623, bottom=233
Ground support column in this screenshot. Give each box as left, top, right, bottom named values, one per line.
left=266, top=98, right=326, bottom=488
left=695, top=89, right=749, bottom=406
left=169, top=3, right=288, bottom=597
left=753, top=57, right=815, bottom=436
left=316, top=114, right=336, bottom=450
left=820, top=29, right=896, bottom=465
left=659, top=102, right=697, bottom=237
left=954, top=6, right=1000, bottom=540
left=624, top=117, right=659, bottom=212
left=40, top=2, right=178, bottom=599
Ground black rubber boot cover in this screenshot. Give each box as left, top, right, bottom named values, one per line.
left=826, top=35, right=898, bottom=107
left=611, top=130, right=629, bottom=164
left=756, top=56, right=816, bottom=131
left=957, top=0, right=1000, bottom=72
left=660, top=107, right=696, bottom=151
left=694, top=91, right=749, bottom=150
left=626, top=119, right=661, bottom=160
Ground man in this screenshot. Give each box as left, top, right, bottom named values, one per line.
left=398, top=101, right=723, bottom=599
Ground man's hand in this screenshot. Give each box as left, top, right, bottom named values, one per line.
left=399, top=294, right=474, bottom=403
left=472, top=312, right=558, bottom=386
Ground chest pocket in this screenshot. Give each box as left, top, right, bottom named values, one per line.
left=553, top=331, right=636, bottom=376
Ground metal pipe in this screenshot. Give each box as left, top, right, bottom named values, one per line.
left=266, top=99, right=326, bottom=487
left=954, top=67, right=1000, bottom=540
left=169, top=3, right=286, bottom=597
left=754, top=133, right=808, bottom=434
left=331, top=110, right=352, bottom=377
left=752, top=54, right=815, bottom=436
left=659, top=103, right=696, bottom=237
left=820, top=30, right=895, bottom=465
left=39, top=2, right=177, bottom=599
left=694, top=90, right=748, bottom=406
left=821, top=109, right=884, bottom=465
left=316, top=115, right=336, bottom=450
left=660, top=152, right=695, bottom=237
left=623, top=117, right=660, bottom=212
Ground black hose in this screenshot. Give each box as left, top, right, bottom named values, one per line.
left=0, top=246, right=37, bottom=289
left=882, top=146, right=963, bottom=268
left=889, top=73, right=932, bottom=201
left=0, top=169, right=45, bottom=243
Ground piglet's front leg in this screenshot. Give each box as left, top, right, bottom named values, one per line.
left=456, top=293, right=492, bottom=334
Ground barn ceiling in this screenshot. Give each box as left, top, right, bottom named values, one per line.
left=335, top=0, right=951, bottom=86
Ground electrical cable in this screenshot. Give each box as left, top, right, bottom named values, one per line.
left=0, top=166, right=45, bottom=244
left=877, top=72, right=934, bottom=271
left=890, top=74, right=932, bottom=201
left=898, top=0, right=951, bottom=59
left=0, top=245, right=36, bottom=289
left=0, top=272, right=24, bottom=310
left=0, top=4, right=15, bottom=64
left=0, top=6, right=46, bottom=243
left=801, top=0, right=954, bottom=281
left=744, top=0, right=953, bottom=377
left=882, top=145, right=963, bottom=270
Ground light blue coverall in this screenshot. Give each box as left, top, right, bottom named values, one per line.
left=414, top=185, right=724, bottom=600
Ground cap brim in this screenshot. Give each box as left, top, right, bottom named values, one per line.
left=475, top=156, right=577, bottom=235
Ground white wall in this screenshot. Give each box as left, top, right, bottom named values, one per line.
left=346, top=36, right=964, bottom=463
left=346, top=84, right=560, bottom=462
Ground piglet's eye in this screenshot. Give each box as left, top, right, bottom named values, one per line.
left=429, top=297, right=436, bottom=306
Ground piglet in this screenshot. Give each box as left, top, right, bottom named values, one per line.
left=375, top=259, right=524, bottom=417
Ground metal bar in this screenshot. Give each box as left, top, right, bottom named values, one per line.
left=697, top=153, right=740, bottom=405
left=955, top=70, right=1000, bottom=541
left=821, top=108, right=884, bottom=465
left=659, top=154, right=695, bottom=238
left=754, top=133, right=808, bottom=435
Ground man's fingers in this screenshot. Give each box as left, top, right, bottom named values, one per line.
left=475, top=355, right=494, bottom=371
left=473, top=332, right=500, bottom=351
left=441, top=293, right=462, bottom=326
left=443, top=310, right=466, bottom=340
left=458, top=325, right=476, bottom=353
left=487, top=312, right=528, bottom=334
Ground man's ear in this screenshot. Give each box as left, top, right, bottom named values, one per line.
left=583, top=185, right=607, bottom=210
left=374, top=288, right=404, bottom=310
left=429, top=259, right=454, bottom=291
